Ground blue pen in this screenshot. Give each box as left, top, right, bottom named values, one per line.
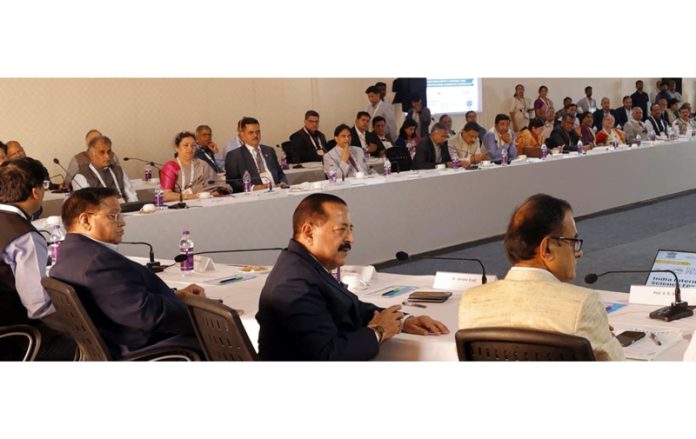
left=219, top=275, right=243, bottom=285
left=382, top=288, right=401, bottom=297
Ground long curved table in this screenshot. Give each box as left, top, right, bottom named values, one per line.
left=118, top=138, right=696, bottom=266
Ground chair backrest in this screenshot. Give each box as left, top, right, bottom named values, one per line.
left=280, top=141, right=294, bottom=164
left=455, top=327, right=596, bottom=361
left=0, top=324, right=42, bottom=361
left=385, top=146, right=412, bottom=172
left=41, top=277, right=112, bottom=361
left=183, top=296, right=258, bottom=361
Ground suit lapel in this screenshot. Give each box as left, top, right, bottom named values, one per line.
left=240, top=147, right=261, bottom=183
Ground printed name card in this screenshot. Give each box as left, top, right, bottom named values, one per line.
left=194, top=255, right=216, bottom=273
left=628, top=285, right=696, bottom=306
left=433, top=271, right=497, bottom=291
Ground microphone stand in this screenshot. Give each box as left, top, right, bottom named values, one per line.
left=396, top=251, right=487, bottom=284
left=120, top=241, right=164, bottom=273
left=173, top=247, right=285, bottom=263
left=586, top=269, right=694, bottom=322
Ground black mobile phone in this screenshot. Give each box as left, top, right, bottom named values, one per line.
left=616, top=330, right=646, bottom=347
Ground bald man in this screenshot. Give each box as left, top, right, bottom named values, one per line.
left=5, top=141, right=26, bottom=160
left=66, top=129, right=121, bottom=187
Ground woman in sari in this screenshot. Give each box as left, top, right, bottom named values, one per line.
left=514, top=118, right=545, bottom=157
left=160, top=131, right=232, bottom=202
left=595, top=114, right=625, bottom=146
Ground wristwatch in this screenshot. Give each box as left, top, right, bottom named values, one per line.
left=371, top=325, right=386, bottom=344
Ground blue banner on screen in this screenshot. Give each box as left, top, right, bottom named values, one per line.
left=426, top=78, right=482, bottom=114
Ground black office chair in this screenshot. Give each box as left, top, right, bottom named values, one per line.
left=385, top=146, right=412, bottom=172
left=455, top=327, right=596, bottom=361
left=280, top=141, right=295, bottom=165
left=41, top=277, right=200, bottom=361
left=183, top=295, right=257, bottom=361
left=0, top=324, right=42, bottom=361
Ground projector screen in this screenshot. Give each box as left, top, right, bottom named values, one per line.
left=426, top=78, right=482, bottom=114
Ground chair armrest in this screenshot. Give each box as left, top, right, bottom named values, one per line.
left=0, top=324, right=42, bottom=361
left=122, top=346, right=201, bottom=361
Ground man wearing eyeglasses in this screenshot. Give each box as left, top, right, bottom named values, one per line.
left=49, top=187, right=204, bottom=359
left=0, top=157, right=77, bottom=360
left=458, top=193, right=624, bottom=360
left=256, top=193, right=449, bottom=361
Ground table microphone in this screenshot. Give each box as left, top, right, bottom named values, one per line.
left=585, top=269, right=694, bottom=322
left=156, top=166, right=188, bottom=209
left=173, top=247, right=285, bottom=263
left=123, top=157, right=163, bottom=170
left=120, top=241, right=164, bottom=272
left=395, top=251, right=488, bottom=284
left=53, top=158, right=84, bottom=190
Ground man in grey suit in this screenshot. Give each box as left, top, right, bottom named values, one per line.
left=407, top=93, right=432, bottom=138
left=224, top=117, right=288, bottom=193
left=459, top=193, right=624, bottom=361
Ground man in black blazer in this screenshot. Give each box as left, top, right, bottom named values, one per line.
left=347, top=111, right=384, bottom=156
left=614, top=96, right=633, bottom=127
left=412, top=123, right=452, bottom=169
left=593, top=97, right=615, bottom=131
left=288, top=110, right=328, bottom=163
left=646, top=103, right=669, bottom=137
left=546, top=114, right=580, bottom=151
left=224, top=117, right=288, bottom=193
left=256, top=193, right=449, bottom=361
left=49, top=188, right=204, bottom=359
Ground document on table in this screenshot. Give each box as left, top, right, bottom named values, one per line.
left=616, top=327, right=683, bottom=361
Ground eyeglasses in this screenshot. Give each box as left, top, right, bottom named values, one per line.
left=42, top=180, right=51, bottom=189
left=549, top=236, right=583, bottom=252
left=85, top=211, right=124, bottom=222
left=331, top=225, right=354, bottom=236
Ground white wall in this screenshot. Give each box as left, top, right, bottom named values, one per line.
left=0, top=78, right=388, bottom=178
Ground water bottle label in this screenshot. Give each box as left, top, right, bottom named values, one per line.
left=144, top=169, right=152, bottom=182
left=50, top=243, right=60, bottom=264
left=155, top=192, right=164, bottom=207
left=180, top=249, right=194, bottom=271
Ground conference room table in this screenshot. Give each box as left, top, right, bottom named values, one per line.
left=152, top=259, right=694, bottom=361
left=116, top=137, right=696, bottom=267
left=39, top=158, right=385, bottom=218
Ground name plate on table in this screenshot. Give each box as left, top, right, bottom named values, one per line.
left=628, top=285, right=696, bottom=306
left=432, top=271, right=497, bottom=291
left=193, top=255, right=216, bottom=273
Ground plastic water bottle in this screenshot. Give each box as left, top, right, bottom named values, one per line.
left=154, top=183, right=164, bottom=209
left=328, top=167, right=337, bottom=183
left=383, top=157, right=392, bottom=176
left=500, top=148, right=508, bottom=166
left=635, top=134, right=641, bottom=147
left=242, top=170, right=252, bottom=193
left=451, top=154, right=461, bottom=169
left=280, top=151, right=289, bottom=170
left=179, top=230, right=194, bottom=272
left=649, top=131, right=656, bottom=141
left=541, top=143, right=548, bottom=159
left=576, top=140, right=584, bottom=155
left=47, top=220, right=64, bottom=265
left=144, top=164, right=152, bottom=182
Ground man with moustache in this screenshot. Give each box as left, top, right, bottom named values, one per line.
left=256, top=193, right=449, bottom=361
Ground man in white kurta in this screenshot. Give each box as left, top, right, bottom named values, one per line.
left=458, top=193, right=624, bottom=361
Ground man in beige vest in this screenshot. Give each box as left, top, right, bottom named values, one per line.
left=459, top=193, right=624, bottom=360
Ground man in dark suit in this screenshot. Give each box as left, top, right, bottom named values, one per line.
left=49, top=187, right=204, bottom=359
left=630, top=80, right=649, bottom=121
left=593, top=97, right=615, bottom=131
left=546, top=114, right=581, bottom=152
left=412, top=123, right=452, bottom=169
left=614, top=96, right=633, bottom=127
left=224, top=116, right=288, bottom=193
left=256, top=193, right=448, bottom=361
left=344, top=111, right=383, bottom=157
left=288, top=110, right=328, bottom=163
left=646, top=103, right=668, bottom=137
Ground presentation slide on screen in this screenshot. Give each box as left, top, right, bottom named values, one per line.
left=646, top=250, right=696, bottom=288
left=426, top=78, right=482, bottom=114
